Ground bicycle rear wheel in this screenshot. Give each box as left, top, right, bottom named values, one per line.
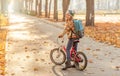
left=75, top=52, right=87, bottom=71
left=50, top=48, right=66, bottom=65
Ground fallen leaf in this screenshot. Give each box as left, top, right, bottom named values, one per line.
left=101, top=69, right=105, bottom=72
left=44, top=41, right=48, bottom=43
left=11, top=73, right=15, bottom=76
left=25, top=47, right=28, bottom=49
left=104, top=54, right=107, bottom=56
left=93, top=53, right=97, bottom=57
left=25, top=50, right=28, bottom=52
left=21, top=67, right=24, bottom=69
left=108, top=52, right=111, bottom=54
left=86, top=72, right=94, bottom=74
left=96, top=49, right=100, bottom=51
left=48, top=62, right=51, bottom=64
left=26, top=56, right=30, bottom=58
left=22, top=70, right=26, bottom=72
left=35, top=59, right=39, bottom=61
left=41, top=59, right=45, bottom=62
left=86, top=48, right=91, bottom=50
left=116, top=66, right=120, bottom=69
left=31, top=49, right=37, bottom=51
left=88, top=59, right=93, bottom=63
left=34, top=68, right=39, bottom=71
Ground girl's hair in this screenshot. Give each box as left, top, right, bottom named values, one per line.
left=66, top=10, right=75, bottom=16
left=65, top=14, right=73, bottom=22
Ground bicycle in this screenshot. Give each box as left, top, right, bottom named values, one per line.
left=50, top=38, right=87, bottom=71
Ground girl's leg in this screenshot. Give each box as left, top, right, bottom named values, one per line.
left=66, top=38, right=73, bottom=61
left=74, top=43, right=78, bottom=51
left=62, top=38, right=73, bottom=70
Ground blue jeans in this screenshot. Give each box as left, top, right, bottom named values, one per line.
left=66, top=38, right=79, bottom=61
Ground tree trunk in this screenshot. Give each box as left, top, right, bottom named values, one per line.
left=116, top=0, right=120, bottom=10
left=35, top=0, right=38, bottom=15
left=39, top=0, right=42, bottom=16
left=62, top=0, right=70, bottom=21
left=1, top=0, right=4, bottom=13
left=86, top=0, right=95, bottom=26
left=45, top=0, right=48, bottom=17
left=30, top=0, right=32, bottom=12
left=25, top=0, right=28, bottom=13
left=97, top=0, right=100, bottom=10
left=54, top=0, right=58, bottom=21
left=28, top=0, right=31, bottom=12
left=48, top=0, right=52, bottom=18
left=1, top=0, right=7, bottom=13
left=107, top=0, right=110, bottom=10
left=38, top=0, right=40, bottom=16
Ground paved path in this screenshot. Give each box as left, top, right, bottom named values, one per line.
left=5, top=14, right=120, bottom=76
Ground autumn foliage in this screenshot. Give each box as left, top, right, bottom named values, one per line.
left=85, top=22, right=120, bottom=48
left=0, top=14, right=9, bottom=26
left=0, top=30, right=7, bottom=76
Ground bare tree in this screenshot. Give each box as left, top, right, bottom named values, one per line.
left=24, top=0, right=28, bottom=12
left=48, top=0, right=52, bottom=18
left=116, top=0, right=120, bottom=10
left=45, top=0, right=48, bottom=17
left=35, top=0, right=38, bottom=15
left=38, top=0, right=42, bottom=16
left=1, top=0, right=7, bottom=13
left=62, top=0, right=70, bottom=21
left=28, top=0, right=31, bottom=12
left=1, top=0, right=4, bottom=13
left=54, top=0, right=58, bottom=21
left=29, top=0, right=31, bottom=12
left=86, top=0, right=95, bottom=26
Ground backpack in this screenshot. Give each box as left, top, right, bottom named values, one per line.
left=73, top=19, right=84, bottom=38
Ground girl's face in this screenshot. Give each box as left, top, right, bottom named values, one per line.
left=65, top=13, right=72, bottom=21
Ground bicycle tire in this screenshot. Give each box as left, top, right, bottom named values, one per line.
left=50, top=48, right=66, bottom=65
left=75, top=51, right=87, bottom=71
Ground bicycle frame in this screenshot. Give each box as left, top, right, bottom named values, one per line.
left=61, top=44, right=81, bottom=62
left=57, top=38, right=81, bottom=62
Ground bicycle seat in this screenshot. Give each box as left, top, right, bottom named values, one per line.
left=73, top=40, right=79, bottom=43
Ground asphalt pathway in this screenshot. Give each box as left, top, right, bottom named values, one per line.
left=5, top=14, right=120, bottom=76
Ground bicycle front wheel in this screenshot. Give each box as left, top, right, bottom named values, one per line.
left=75, top=52, right=87, bottom=71
left=50, top=48, right=66, bottom=65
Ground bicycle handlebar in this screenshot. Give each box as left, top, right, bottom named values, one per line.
left=57, top=37, right=64, bottom=45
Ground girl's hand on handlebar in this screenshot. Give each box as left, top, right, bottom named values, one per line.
left=58, top=34, right=63, bottom=38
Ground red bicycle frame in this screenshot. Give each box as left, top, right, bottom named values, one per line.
left=61, top=45, right=81, bottom=62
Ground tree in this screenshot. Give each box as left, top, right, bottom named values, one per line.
left=62, top=0, right=70, bottom=21
left=54, top=0, right=58, bottom=21
left=38, top=0, right=42, bottom=16
left=86, top=0, right=95, bottom=26
left=48, top=0, right=52, bottom=18
left=45, top=0, right=48, bottom=17
left=28, top=0, right=31, bottom=12
left=1, top=0, right=7, bottom=13
left=35, top=0, right=38, bottom=15
left=24, top=0, right=28, bottom=13
left=30, top=0, right=33, bottom=12
left=116, top=0, right=120, bottom=10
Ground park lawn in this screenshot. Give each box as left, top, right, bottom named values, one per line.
left=85, top=22, right=120, bottom=48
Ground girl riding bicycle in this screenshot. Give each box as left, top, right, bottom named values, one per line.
left=58, top=10, right=80, bottom=70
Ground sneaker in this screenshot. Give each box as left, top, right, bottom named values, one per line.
left=62, top=61, right=71, bottom=70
